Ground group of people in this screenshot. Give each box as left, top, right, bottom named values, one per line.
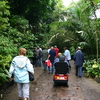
left=33, top=45, right=60, bottom=69
left=33, top=45, right=84, bottom=77
left=9, top=46, right=84, bottom=100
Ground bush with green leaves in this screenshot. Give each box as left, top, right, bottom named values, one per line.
left=0, top=55, right=12, bottom=85
left=83, top=59, right=100, bottom=78
left=0, top=1, right=10, bottom=32
left=0, top=36, right=18, bottom=85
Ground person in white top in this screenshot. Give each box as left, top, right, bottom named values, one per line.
left=47, top=46, right=51, bottom=53
left=64, top=47, right=71, bottom=68
left=64, top=47, right=71, bottom=60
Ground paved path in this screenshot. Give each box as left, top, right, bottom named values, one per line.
left=2, top=60, right=100, bottom=100
left=68, top=61, right=100, bottom=100
left=2, top=67, right=44, bottom=100
left=30, top=61, right=100, bottom=100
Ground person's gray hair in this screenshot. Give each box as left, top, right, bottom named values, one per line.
left=77, top=47, right=81, bottom=50
left=58, top=53, right=62, bottom=57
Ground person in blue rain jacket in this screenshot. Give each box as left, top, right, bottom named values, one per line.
left=9, top=48, right=34, bottom=100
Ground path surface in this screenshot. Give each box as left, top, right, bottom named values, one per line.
left=1, top=67, right=44, bottom=100
left=2, top=60, right=100, bottom=100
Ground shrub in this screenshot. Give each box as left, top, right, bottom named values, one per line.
left=0, top=55, right=12, bottom=85
left=83, top=59, right=100, bottom=78
left=0, top=36, right=17, bottom=85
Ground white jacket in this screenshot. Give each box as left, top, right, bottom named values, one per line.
left=64, top=49, right=71, bottom=60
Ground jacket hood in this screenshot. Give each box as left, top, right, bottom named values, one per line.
left=13, top=56, right=27, bottom=68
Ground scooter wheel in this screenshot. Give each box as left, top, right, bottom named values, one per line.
left=54, top=82, right=57, bottom=86
left=66, top=82, right=69, bottom=87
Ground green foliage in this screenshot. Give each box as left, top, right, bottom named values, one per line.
left=69, top=46, right=75, bottom=56
left=72, top=0, right=100, bottom=59
left=1, top=0, right=100, bottom=86
left=0, top=1, right=36, bottom=85
left=0, top=54, right=12, bottom=85
left=84, top=55, right=96, bottom=60
left=0, top=36, right=17, bottom=85
left=10, top=15, right=29, bottom=32
left=7, top=15, right=36, bottom=56
left=0, top=35, right=18, bottom=56
left=0, top=1, right=10, bottom=31
left=83, top=59, right=100, bottom=78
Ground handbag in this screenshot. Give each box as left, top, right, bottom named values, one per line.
left=28, top=71, right=34, bottom=81
left=45, top=60, right=52, bottom=67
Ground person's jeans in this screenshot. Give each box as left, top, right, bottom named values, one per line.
left=48, top=67, right=50, bottom=73
left=36, top=58, right=41, bottom=66
left=51, top=62, right=54, bottom=73
left=42, top=61, right=47, bottom=70
left=47, top=62, right=54, bottom=73
left=67, top=60, right=71, bottom=68
left=76, top=66, right=82, bottom=77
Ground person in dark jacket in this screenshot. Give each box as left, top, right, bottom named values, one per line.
left=73, top=47, right=84, bottom=77
left=35, top=46, right=42, bottom=67
left=48, top=46, right=56, bottom=73
left=41, top=47, right=48, bottom=71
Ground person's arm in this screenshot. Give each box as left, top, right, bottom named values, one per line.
left=64, top=50, right=67, bottom=57
left=48, top=55, right=50, bottom=59
left=41, top=51, right=43, bottom=57
left=9, top=61, right=15, bottom=81
left=47, top=50, right=51, bottom=59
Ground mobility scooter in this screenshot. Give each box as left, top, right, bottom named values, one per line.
left=53, top=56, right=69, bottom=87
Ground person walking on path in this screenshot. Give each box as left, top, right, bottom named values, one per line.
left=48, top=46, right=56, bottom=73
left=35, top=46, right=42, bottom=67
left=9, top=48, right=34, bottom=100
left=41, top=47, right=48, bottom=71
left=64, top=47, right=71, bottom=68
left=73, top=47, right=84, bottom=78
left=53, top=45, right=59, bottom=58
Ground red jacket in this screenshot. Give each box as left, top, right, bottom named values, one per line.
left=53, top=47, right=59, bottom=57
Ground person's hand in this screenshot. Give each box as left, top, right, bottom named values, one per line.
left=10, top=78, right=14, bottom=81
